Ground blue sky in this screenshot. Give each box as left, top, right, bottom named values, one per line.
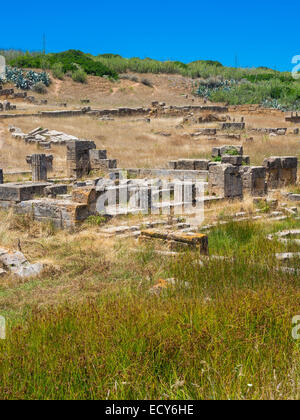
left=1, top=0, right=299, bottom=71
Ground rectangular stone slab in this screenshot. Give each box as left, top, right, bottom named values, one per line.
left=0, top=182, right=51, bottom=202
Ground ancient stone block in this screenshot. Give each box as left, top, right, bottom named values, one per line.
left=263, top=156, right=298, bottom=188
left=240, top=166, right=267, bottom=196
left=176, top=159, right=195, bottom=170
left=168, top=160, right=177, bottom=169
left=209, top=164, right=243, bottom=198
left=89, top=149, right=107, bottom=162
left=219, top=145, right=243, bottom=156
left=0, top=182, right=50, bottom=202
left=66, top=140, right=96, bottom=179
left=140, top=229, right=209, bottom=255
left=194, top=159, right=210, bottom=170
left=25, top=154, right=48, bottom=182
left=221, top=155, right=243, bottom=166
left=221, top=122, right=245, bottom=130
left=91, top=159, right=118, bottom=170
left=44, top=184, right=68, bottom=198
left=72, top=187, right=97, bottom=205
left=16, top=199, right=90, bottom=228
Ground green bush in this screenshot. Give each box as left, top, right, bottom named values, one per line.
left=32, top=81, right=47, bottom=94
left=9, top=50, right=118, bottom=79
left=72, top=69, right=87, bottom=83
left=51, top=62, right=64, bottom=80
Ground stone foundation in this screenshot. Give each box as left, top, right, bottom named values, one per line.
left=240, top=166, right=267, bottom=196
left=209, top=164, right=243, bottom=198
left=66, top=140, right=96, bottom=178
left=263, top=156, right=298, bottom=188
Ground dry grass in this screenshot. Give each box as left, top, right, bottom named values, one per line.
left=1, top=109, right=299, bottom=174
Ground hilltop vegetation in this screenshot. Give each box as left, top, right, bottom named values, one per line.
left=1, top=49, right=300, bottom=109
left=5, top=50, right=117, bottom=79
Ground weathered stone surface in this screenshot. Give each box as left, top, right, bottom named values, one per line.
left=89, top=149, right=107, bottom=165
left=221, top=155, right=243, bottom=166
left=221, top=122, right=245, bottom=130
left=26, top=154, right=48, bottom=181
left=209, top=164, right=243, bottom=198
left=66, top=140, right=96, bottom=178
left=240, top=166, right=267, bottom=196
left=168, top=160, right=177, bottom=169
left=140, top=229, right=209, bottom=255
left=16, top=199, right=90, bottom=228
left=91, top=159, right=117, bottom=170
left=44, top=184, right=68, bottom=198
left=194, top=159, right=210, bottom=170
left=219, top=145, right=243, bottom=156
left=287, top=194, right=300, bottom=202
left=0, top=182, right=51, bottom=202
left=176, top=159, right=195, bottom=170
left=263, top=156, right=298, bottom=188
left=72, top=187, right=97, bottom=205
left=0, top=247, right=43, bottom=278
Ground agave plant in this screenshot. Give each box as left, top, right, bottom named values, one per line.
left=2, top=66, right=50, bottom=90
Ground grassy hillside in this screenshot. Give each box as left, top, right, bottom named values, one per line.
left=5, top=50, right=118, bottom=79
left=1, top=49, right=300, bottom=109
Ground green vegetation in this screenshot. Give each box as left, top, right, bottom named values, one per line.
left=51, top=62, right=64, bottom=80
left=7, top=50, right=117, bottom=79
left=71, top=68, right=87, bottom=83
left=32, top=81, right=47, bottom=94
left=2, top=49, right=300, bottom=109
left=0, top=215, right=299, bottom=399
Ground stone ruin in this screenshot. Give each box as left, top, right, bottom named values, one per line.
left=9, top=126, right=81, bottom=149
left=0, top=101, right=16, bottom=111
left=285, top=112, right=300, bottom=123
left=26, top=154, right=53, bottom=182
left=66, top=140, right=117, bottom=179
left=169, top=145, right=298, bottom=199
left=263, top=157, right=298, bottom=189
left=208, top=164, right=243, bottom=198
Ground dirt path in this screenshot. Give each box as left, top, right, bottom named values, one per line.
left=53, top=79, right=63, bottom=97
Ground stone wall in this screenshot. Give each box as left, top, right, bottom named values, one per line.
left=66, top=140, right=96, bottom=178
left=239, top=166, right=267, bottom=196
left=209, top=164, right=243, bottom=198
left=263, top=157, right=298, bottom=188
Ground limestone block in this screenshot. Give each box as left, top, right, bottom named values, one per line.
left=0, top=182, right=51, bottom=202
left=209, top=164, right=243, bottom=198
left=140, top=229, right=209, bottom=255
left=44, top=184, right=68, bottom=198
left=221, top=155, right=243, bottom=166
left=194, top=159, right=210, bottom=170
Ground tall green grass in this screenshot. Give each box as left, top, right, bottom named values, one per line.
left=0, top=219, right=299, bottom=399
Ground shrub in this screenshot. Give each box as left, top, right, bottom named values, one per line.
left=52, top=62, right=64, bottom=80
left=72, top=69, right=87, bottom=83
left=32, top=81, right=47, bottom=94
left=141, top=77, right=153, bottom=87
left=9, top=50, right=118, bottom=79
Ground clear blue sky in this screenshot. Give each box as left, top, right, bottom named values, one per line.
left=1, top=0, right=299, bottom=71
